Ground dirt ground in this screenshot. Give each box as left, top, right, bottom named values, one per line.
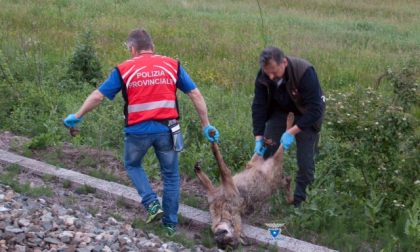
left=0, top=131, right=285, bottom=237
left=0, top=131, right=208, bottom=206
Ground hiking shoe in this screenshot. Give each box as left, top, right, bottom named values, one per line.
left=146, top=200, right=163, bottom=223
left=163, top=224, right=176, bottom=237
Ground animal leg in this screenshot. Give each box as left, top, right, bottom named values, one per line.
left=281, top=176, right=294, bottom=204
left=206, top=130, right=238, bottom=193
left=211, top=143, right=238, bottom=194
left=273, top=112, right=295, bottom=162
left=247, top=138, right=274, bottom=169
left=246, top=153, right=263, bottom=169
left=194, top=162, right=215, bottom=193
left=286, top=112, right=294, bottom=130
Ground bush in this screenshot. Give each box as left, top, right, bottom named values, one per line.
left=292, top=65, right=419, bottom=250
left=26, top=132, right=60, bottom=150
left=325, top=68, right=418, bottom=217
left=65, top=29, right=103, bottom=88
left=6, top=79, right=65, bottom=135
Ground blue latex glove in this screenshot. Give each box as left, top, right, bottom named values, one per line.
left=203, top=124, right=219, bottom=142
left=280, top=131, right=295, bottom=151
left=63, top=114, right=83, bottom=128
left=254, top=139, right=266, bottom=156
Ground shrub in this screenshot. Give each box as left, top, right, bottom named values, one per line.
left=293, top=64, right=419, bottom=250
left=26, top=132, right=60, bottom=150
left=6, top=80, right=65, bottom=137
left=65, top=29, right=102, bottom=88
left=325, top=66, right=418, bottom=218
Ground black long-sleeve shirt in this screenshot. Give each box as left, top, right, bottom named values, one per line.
left=252, top=67, right=325, bottom=136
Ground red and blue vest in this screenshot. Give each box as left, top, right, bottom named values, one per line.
left=117, top=53, right=179, bottom=126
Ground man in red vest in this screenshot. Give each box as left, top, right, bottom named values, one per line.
left=64, top=28, right=219, bottom=236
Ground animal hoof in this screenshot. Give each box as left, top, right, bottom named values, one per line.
left=194, top=162, right=202, bottom=173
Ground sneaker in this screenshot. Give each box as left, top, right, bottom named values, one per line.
left=146, top=200, right=163, bottom=223
left=163, top=224, right=176, bottom=237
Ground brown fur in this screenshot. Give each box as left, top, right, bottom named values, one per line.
left=194, top=113, right=295, bottom=249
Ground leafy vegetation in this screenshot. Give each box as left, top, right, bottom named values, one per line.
left=63, top=29, right=103, bottom=88
left=285, top=64, right=419, bottom=250
left=0, top=0, right=418, bottom=251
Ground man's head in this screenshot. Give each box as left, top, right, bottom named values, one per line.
left=126, top=28, right=154, bottom=55
left=259, top=46, right=288, bottom=81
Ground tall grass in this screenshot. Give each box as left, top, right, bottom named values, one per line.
left=1, top=0, right=418, bottom=88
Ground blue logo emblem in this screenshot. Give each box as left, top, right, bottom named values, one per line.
left=265, top=223, right=285, bottom=241
left=269, top=228, right=280, bottom=238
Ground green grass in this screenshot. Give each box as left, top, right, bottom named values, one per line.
left=132, top=218, right=196, bottom=248
left=77, top=154, right=98, bottom=168
left=180, top=192, right=205, bottom=209
left=0, top=164, right=54, bottom=197
left=42, top=174, right=57, bottom=183
left=0, top=0, right=418, bottom=90
left=75, top=184, right=96, bottom=195
left=42, top=151, right=65, bottom=168
left=116, top=196, right=132, bottom=209
left=110, top=212, right=124, bottom=222
left=88, top=168, right=121, bottom=183
left=87, top=206, right=100, bottom=216
left=64, top=194, right=77, bottom=206
left=62, top=179, right=72, bottom=188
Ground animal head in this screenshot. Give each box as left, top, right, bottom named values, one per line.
left=194, top=161, right=245, bottom=249
left=208, top=192, right=244, bottom=249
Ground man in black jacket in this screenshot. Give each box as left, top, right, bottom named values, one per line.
left=252, top=47, right=325, bottom=207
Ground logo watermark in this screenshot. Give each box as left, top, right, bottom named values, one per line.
left=265, top=223, right=286, bottom=241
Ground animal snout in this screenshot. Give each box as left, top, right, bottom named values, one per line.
left=214, top=229, right=228, bottom=243
left=214, top=229, right=239, bottom=250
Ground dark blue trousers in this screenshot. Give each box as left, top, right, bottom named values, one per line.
left=263, top=111, right=319, bottom=206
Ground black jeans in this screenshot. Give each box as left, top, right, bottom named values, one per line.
left=263, top=111, right=320, bottom=205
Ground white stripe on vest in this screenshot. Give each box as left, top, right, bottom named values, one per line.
left=128, top=100, right=176, bottom=113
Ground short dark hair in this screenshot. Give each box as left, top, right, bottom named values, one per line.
left=127, top=28, right=154, bottom=51
left=259, top=46, right=285, bottom=67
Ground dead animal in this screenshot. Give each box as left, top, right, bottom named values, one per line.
left=194, top=113, right=295, bottom=250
